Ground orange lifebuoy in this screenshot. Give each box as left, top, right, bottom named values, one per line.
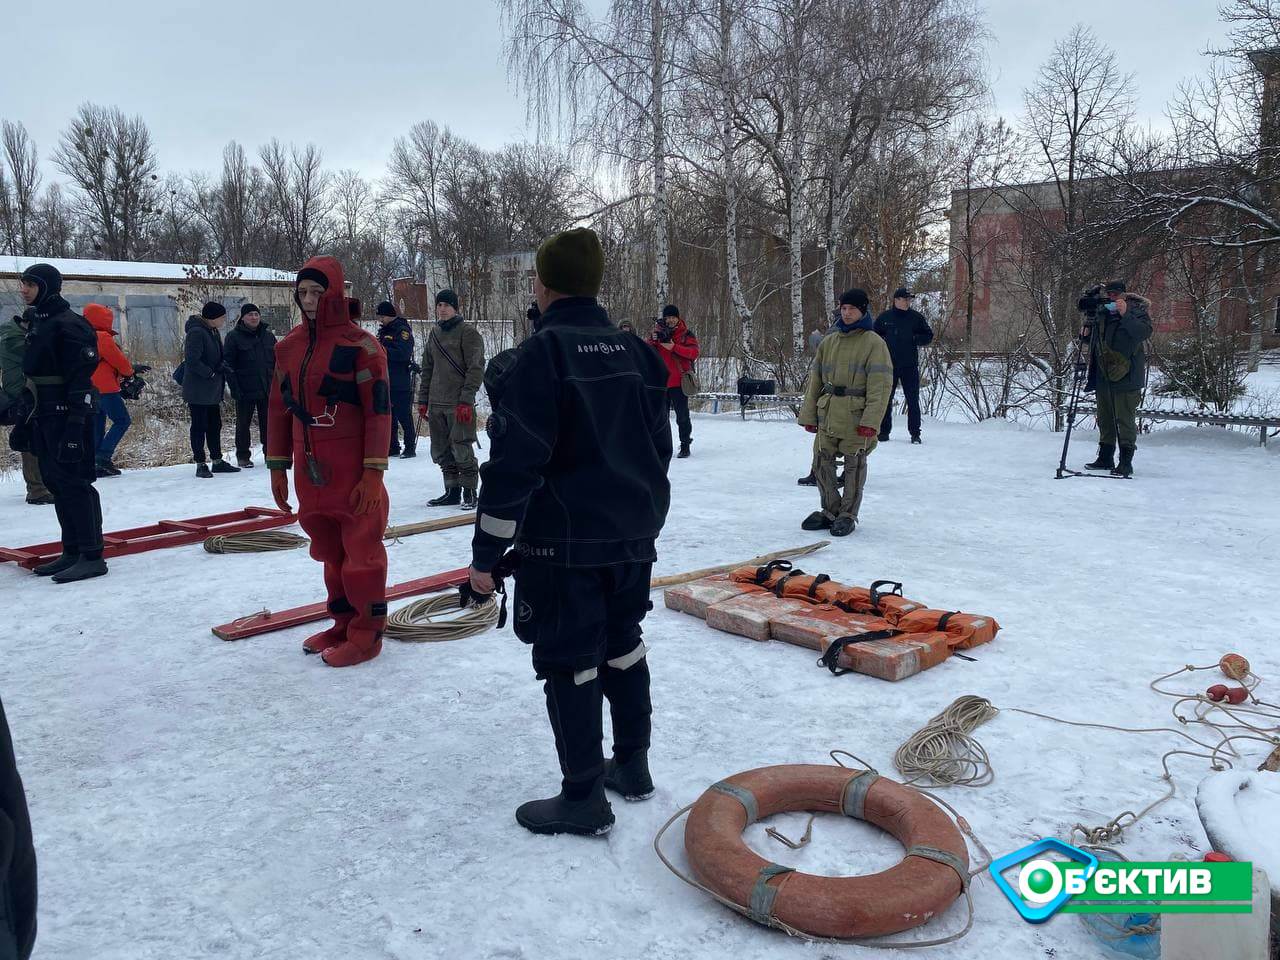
left=684, top=764, right=968, bottom=939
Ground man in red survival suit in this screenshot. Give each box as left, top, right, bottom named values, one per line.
left=266, top=257, right=393, bottom=668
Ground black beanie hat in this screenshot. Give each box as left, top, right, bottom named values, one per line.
left=375, top=300, right=396, bottom=317
left=839, top=288, right=869, bottom=311
left=20, top=262, right=62, bottom=303
left=201, top=301, right=227, bottom=321
left=661, top=304, right=680, bottom=319
left=535, top=228, right=605, bottom=298
left=296, top=266, right=330, bottom=290
left=435, top=289, right=459, bottom=310
left=239, top=303, right=260, bottom=319
left=1104, top=279, right=1127, bottom=294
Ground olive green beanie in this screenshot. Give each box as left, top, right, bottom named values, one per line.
left=535, top=228, right=605, bottom=298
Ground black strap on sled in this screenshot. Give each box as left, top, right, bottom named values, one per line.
left=868, top=579, right=903, bottom=614
left=753, top=559, right=792, bottom=585
left=771, top=569, right=805, bottom=597
left=806, top=574, right=831, bottom=599
left=818, top=630, right=903, bottom=675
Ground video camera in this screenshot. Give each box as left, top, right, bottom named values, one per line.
left=652, top=319, right=673, bottom=343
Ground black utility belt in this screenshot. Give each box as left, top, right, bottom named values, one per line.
left=822, top=385, right=865, bottom=397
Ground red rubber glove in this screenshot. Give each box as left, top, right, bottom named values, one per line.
left=857, top=425, right=877, bottom=438
left=803, top=424, right=818, bottom=434
left=455, top=403, right=474, bottom=425
left=348, top=468, right=386, bottom=516
left=270, top=469, right=292, bottom=512
left=418, top=403, right=429, bottom=419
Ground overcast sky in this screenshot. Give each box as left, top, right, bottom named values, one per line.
left=1, top=0, right=1231, bottom=182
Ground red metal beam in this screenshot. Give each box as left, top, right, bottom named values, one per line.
left=0, top=506, right=295, bottom=571
left=212, top=567, right=471, bottom=641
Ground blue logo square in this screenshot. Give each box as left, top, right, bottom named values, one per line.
left=988, top=838, right=1099, bottom=923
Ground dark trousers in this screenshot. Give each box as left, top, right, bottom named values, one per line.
left=188, top=403, right=223, bottom=463
left=94, top=391, right=131, bottom=463
left=34, top=415, right=103, bottom=558
left=513, top=560, right=654, bottom=785
left=880, top=366, right=922, bottom=439
left=667, top=386, right=692, bottom=446
left=234, top=397, right=268, bottom=461
left=389, top=390, right=416, bottom=455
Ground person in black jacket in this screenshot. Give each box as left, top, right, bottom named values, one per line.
left=0, top=693, right=36, bottom=960
left=468, top=228, right=672, bottom=838
left=182, top=303, right=239, bottom=478
left=873, top=287, right=933, bottom=443
left=222, top=303, right=277, bottom=468
left=375, top=301, right=417, bottom=459
left=16, top=263, right=108, bottom=583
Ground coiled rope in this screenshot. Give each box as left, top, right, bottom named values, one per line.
left=893, top=695, right=1000, bottom=787
left=384, top=591, right=499, bottom=642
left=203, top=531, right=310, bottom=554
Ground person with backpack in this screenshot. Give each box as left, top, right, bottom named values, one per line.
left=182, top=302, right=239, bottom=478
left=648, top=304, right=699, bottom=459
left=222, top=303, right=277, bottom=468
left=0, top=310, right=53, bottom=505
left=84, top=304, right=134, bottom=478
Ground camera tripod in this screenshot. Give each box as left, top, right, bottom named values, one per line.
left=1055, top=336, right=1127, bottom=480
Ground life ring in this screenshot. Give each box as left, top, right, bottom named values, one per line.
left=683, top=764, right=968, bottom=939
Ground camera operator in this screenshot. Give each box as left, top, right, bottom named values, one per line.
left=648, top=305, right=699, bottom=458
left=1079, top=279, right=1153, bottom=478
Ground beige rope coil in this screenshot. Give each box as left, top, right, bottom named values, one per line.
left=893, top=695, right=999, bottom=787
left=385, top=591, right=499, bottom=642
left=203, top=531, right=310, bottom=554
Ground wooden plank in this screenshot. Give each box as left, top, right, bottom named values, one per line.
left=383, top=514, right=474, bottom=539
left=157, top=520, right=207, bottom=533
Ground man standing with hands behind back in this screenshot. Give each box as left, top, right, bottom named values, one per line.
left=874, top=287, right=932, bottom=443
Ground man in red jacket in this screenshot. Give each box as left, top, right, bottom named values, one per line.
left=266, top=256, right=393, bottom=668
left=83, top=303, right=134, bottom=478
left=648, top=304, right=699, bottom=458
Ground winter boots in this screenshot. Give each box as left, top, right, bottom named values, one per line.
left=428, top=487, right=461, bottom=507
left=33, top=552, right=79, bottom=577
left=797, top=471, right=816, bottom=486
left=830, top=516, right=856, bottom=537
left=461, top=488, right=477, bottom=511
left=302, top=598, right=356, bottom=656
left=677, top=442, right=691, bottom=459
left=321, top=632, right=383, bottom=668
left=95, top=459, right=121, bottom=478
left=604, top=752, right=655, bottom=801
left=801, top=511, right=832, bottom=531
left=211, top=459, right=241, bottom=474
left=51, top=556, right=108, bottom=583
left=910, top=434, right=922, bottom=445
left=399, top=448, right=417, bottom=459
left=516, top=779, right=615, bottom=836
left=1085, top=442, right=1116, bottom=471
left=195, top=462, right=213, bottom=478
left=237, top=457, right=255, bottom=468
left=1112, top=445, right=1136, bottom=478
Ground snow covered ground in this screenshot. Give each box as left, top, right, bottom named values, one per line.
left=2, top=411, right=1278, bottom=959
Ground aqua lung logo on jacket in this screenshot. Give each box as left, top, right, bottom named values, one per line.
left=577, top=342, right=626, bottom=355
left=990, top=838, right=1254, bottom=923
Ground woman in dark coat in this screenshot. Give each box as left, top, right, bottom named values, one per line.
left=181, top=303, right=239, bottom=478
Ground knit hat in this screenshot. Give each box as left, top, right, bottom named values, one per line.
left=661, top=304, right=680, bottom=319
left=201, top=301, right=227, bottom=321
left=839, top=288, right=869, bottom=311
left=435, top=289, right=459, bottom=310
left=296, top=266, right=330, bottom=290
left=375, top=300, right=396, bottom=317
left=20, top=263, right=62, bottom=303
left=535, top=228, right=605, bottom=298
left=1104, top=279, right=1127, bottom=295
left=893, top=287, right=914, bottom=300
left=239, top=303, right=260, bottom=319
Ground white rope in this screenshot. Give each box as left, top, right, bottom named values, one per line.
left=384, top=591, right=499, bottom=643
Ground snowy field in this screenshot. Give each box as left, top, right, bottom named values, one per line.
left=2, top=411, right=1278, bottom=959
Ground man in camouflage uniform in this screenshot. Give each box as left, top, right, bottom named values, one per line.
left=417, top=289, right=485, bottom=509
left=797, top=288, right=893, bottom=537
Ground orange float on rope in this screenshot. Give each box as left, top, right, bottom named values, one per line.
left=683, top=764, right=968, bottom=939
left=1220, top=653, right=1250, bottom=682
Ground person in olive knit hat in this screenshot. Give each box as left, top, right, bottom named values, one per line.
left=468, top=227, right=672, bottom=837
left=416, top=289, right=485, bottom=508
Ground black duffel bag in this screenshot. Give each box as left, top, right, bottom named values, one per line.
left=737, top=377, right=776, bottom=398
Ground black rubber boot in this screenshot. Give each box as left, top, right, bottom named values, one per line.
left=604, top=752, right=655, bottom=802
left=1112, top=446, right=1135, bottom=478
left=801, top=511, right=832, bottom=531
left=797, top=472, right=816, bottom=486
left=516, top=778, right=614, bottom=836
left=195, top=462, right=213, bottom=479
left=428, top=487, right=461, bottom=506
left=460, top=488, right=477, bottom=511
left=600, top=654, right=653, bottom=800
left=34, top=552, right=79, bottom=577
left=211, top=459, right=241, bottom=474
left=51, top=556, right=108, bottom=583
left=830, top=516, right=856, bottom=537
left=1085, top=443, right=1115, bottom=471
